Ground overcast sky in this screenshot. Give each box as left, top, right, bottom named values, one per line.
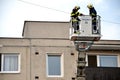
left=0, top=0, right=120, bottom=40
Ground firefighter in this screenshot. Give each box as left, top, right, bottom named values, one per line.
left=87, top=4, right=97, bottom=33
left=71, top=6, right=83, bottom=33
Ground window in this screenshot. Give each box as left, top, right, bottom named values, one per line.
left=0, top=54, right=1, bottom=71
left=99, top=55, right=118, bottom=67
left=47, top=54, right=63, bottom=77
left=88, top=55, right=97, bottom=67
left=0, top=53, right=20, bottom=73
left=87, top=55, right=118, bottom=67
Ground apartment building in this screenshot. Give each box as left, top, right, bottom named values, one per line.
left=0, top=21, right=120, bottom=80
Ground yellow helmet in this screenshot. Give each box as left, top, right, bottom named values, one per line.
left=87, top=4, right=93, bottom=8
left=74, top=6, right=80, bottom=10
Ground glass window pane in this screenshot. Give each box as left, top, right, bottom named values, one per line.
left=48, top=55, right=61, bottom=76
left=3, top=54, right=18, bottom=71
left=0, top=54, right=1, bottom=71
left=99, top=55, right=117, bottom=67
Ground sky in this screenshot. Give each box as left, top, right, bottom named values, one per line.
left=0, top=0, right=120, bottom=40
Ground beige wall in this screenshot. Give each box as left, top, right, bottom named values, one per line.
left=0, top=21, right=120, bottom=80
left=0, top=38, right=30, bottom=80
left=23, top=21, right=70, bottom=38
left=0, top=38, right=78, bottom=80
left=0, top=38, right=120, bottom=80
left=29, top=39, right=77, bottom=80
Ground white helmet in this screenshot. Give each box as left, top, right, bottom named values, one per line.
left=74, top=6, right=80, bottom=10
left=87, top=4, right=93, bottom=8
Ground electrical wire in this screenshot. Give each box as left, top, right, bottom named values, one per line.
left=18, top=0, right=120, bottom=25
left=18, top=0, right=69, bottom=14
left=102, top=20, right=120, bottom=24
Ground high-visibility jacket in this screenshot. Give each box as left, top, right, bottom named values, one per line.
left=71, top=9, right=82, bottom=22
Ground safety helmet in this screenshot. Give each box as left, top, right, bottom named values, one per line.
left=74, top=6, right=80, bottom=10
left=87, top=4, right=93, bottom=8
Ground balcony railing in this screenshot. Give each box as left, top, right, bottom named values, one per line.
left=85, top=67, right=120, bottom=80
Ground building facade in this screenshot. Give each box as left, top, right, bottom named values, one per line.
left=0, top=21, right=120, bottom=80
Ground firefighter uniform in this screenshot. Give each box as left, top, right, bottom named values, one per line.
left=87, top=4, right=97, bottom=33
left=71, top=6, right=83, bottom=33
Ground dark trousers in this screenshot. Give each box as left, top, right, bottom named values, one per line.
left=92, top=17, right=97, bottom=31
left=72, top=21, right=79, bottom=33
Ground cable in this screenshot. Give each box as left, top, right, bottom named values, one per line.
left=102, top=19, right=120, bottom=24
left=18, top=0, right=120, bottom=25
left=18, top=0, right=70, bottom=14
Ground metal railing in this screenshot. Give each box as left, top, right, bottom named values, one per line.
left=85, top=67, right=120, bottom=80
left=70, top=15, right=101, bottom=36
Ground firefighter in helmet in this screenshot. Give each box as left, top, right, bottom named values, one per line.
left=87, top=4, right=97, bottom=33
left=71, top=6, right=83, bottom=33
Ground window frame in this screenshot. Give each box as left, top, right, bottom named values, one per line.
left=86, top=54, right=118, bottom=67
left=98, top=55, right=118, bottom=67
left=46, top=53, right=64, bottom=77
left=0, top=53, right=20, bottom=73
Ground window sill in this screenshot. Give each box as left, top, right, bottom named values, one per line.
left=0, top=71, right=20, bottom=74
left=47, top=75, right=63, bottom=77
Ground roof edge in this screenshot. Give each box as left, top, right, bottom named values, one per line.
left=22, top=20, right=70, bottom=37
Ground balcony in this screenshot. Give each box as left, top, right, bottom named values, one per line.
left=85, top=67, right=120, bottom=80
